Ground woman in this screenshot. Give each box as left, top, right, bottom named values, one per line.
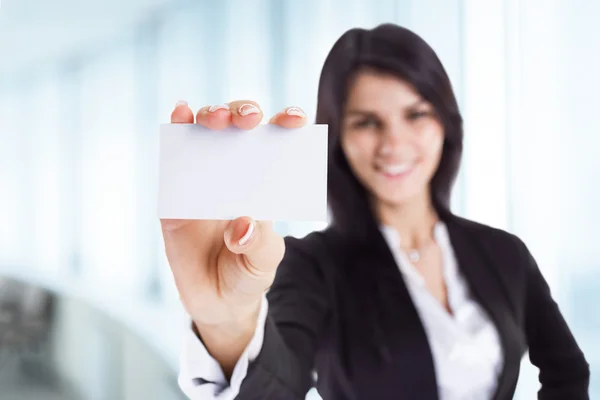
left=163, top=24, right=589, bottom=400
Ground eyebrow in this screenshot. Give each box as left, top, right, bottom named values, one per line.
left=345, top=99, right=428, bottom=117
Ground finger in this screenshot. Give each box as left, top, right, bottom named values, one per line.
left=228, top=100, right=263, bottom=130
left=160, top=93, right=197, bottom=235
left=196, top=104, right=233, bottom=130
left=171, top=100, right=194, bottom=123
left=268, top=106, right=308, bottom=129
left=223, top=217, right=284, bottom=275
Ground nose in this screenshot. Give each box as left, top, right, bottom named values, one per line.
left=379, top=123, right=412, bottom=155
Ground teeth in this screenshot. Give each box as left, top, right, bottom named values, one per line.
left=379, top=163, right=412, bottom=175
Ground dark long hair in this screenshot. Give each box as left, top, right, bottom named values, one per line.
left=315, top=23, right=464, bottom=365
left=317, top=23, right=463, bottom=243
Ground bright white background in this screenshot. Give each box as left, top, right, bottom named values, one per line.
left=0, top=0, right=598, bottom=399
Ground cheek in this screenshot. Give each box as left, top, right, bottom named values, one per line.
left=343, top=140, right=361, bottom=161
left=342, top=133, right=377, bottom=167
left=418, top=125, right=444, bottom=163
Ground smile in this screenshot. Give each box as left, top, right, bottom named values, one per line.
left=376, top=162, right=416, bottom=178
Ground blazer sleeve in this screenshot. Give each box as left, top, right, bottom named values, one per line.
left=235, top=233, right=331, bottom=400
left=519, top=238, right=590, bottom=399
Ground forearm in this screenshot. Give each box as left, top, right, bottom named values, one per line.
left=179, top=236, right=329, bottom=399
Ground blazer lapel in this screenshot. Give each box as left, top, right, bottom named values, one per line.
left=328, top=220, right=440, bottom=399
left=444, top=216, right=526, bottom=400
left=360, top=226, right=441, bottom=399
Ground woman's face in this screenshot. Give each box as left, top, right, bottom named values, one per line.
left=341, top=70, right=444, bottom=208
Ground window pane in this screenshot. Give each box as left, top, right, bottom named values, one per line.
left=29, top=73, right=63, bottom=271
left=80, top=41, right=138, bottom=294
left=0, top=87, right=23, bottom=266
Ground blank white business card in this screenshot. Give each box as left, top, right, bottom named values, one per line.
left=157, top=123, right=328, bottom=221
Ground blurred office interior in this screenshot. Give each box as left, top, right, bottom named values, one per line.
left=0, top=0, right=598, bottom=399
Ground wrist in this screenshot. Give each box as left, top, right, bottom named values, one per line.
left=193, top=298, right=260, bottom=347
left=193, top=300, right=261, bottom=379
left=194, top=297, right=261, bottom=337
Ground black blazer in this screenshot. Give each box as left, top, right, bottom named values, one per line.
left=235, top=213, right=590, bottom=399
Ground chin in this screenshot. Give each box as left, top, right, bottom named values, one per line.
left=370, top=177, right=425, bottom=205
left=372, top=186, right=424, bottom=208
left=378, top=194, right=417, bottom=208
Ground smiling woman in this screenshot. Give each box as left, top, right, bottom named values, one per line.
left=172, top=23, right=588, bottom=400
left=341, top=71, right=446, bottom=211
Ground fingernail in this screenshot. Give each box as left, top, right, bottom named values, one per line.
left=238, top=220, right=255, bottom=246
left=238, top=103, right=260, bottom=116
left=208, top=104, right=230, bottom=112
left=285, top=107, right=305, bottom=117
left=176, top=100, right=188, bottom=107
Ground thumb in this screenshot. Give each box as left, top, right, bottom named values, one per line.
left=224, top=217, right=284, bottom=274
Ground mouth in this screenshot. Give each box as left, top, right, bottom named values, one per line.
left=375, top=161, right=417, bottom=179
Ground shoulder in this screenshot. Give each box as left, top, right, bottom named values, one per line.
left=283, top=225, right=349, bottom=256
left=446, top=214, right=529, bottom=256
left=280, top=229, right=334, bottom=274
left=283, top=230, right=329, bottom=259
left=281, top=227, right=346, bottom=278
left=447, top=215, right=538, bottom=314
left=446, top=215, right=540, bottom=300
left=271, top=230, right=339, bottom=290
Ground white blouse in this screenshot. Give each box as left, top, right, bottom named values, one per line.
left=178, top=221, right=505, bottom=400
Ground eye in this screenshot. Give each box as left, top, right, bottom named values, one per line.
left=353, top=116, right=380, bottom=129
left=406, top=110, right=432, bottom=121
